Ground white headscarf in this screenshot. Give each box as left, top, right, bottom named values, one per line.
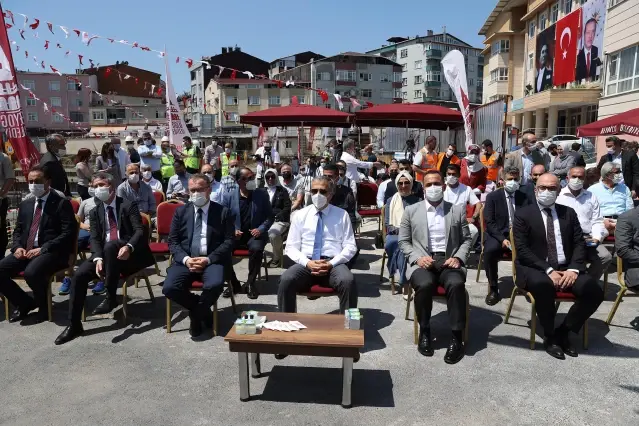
left=466, top=144, right=485, bottom=173
left=265, top=168, right=278, bottom=188
left=389, top=171, right=413, bottom=228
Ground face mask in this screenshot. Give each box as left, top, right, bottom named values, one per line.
left=389, top=171, right=398, bottom=180
left=127, top=144, right=134, bottom=150
left=264, top=144, right=271, bottom=150
left=88, top=187, right=96, bottom=197
left=607, top=148, right=615, bottom=155
left=113, top=144, right=121, bottom=152
left=504, top=180, right=520, bottom=193
left=204, top=173, right=213, bottom=182
left=212, top=141, right=218, bottom=147
left=229, top=167, right=238, bottom=176
left=329, top=147, right=335, bottom=154
left=189, top=192, right=208, bottom=207
left=528, top=144, right=537, bottom=151
left=425, top=185, right=444, bottom=202
left=445, top=175, right=459, bottom=186
left=128, top=173, right=140, bottom=184
left=320, top=162, right=326, bottom=167
left=447, top=149, right=455, bottom=157
left=246, top=180, right=257, bottom=191
left=536, top=189, right=557, bottom=207
left=225, top=148, right=231, bottom=154
left=568, top=178, right=584, bottom=191
left=282, top=172, right=292, bottom=180
left=612, top=173, right=623, bottom=184
left=144, top=139, right=152, bottom=146
left=29, top=183, right=45, bottom=198
left=337, top=177, right=344, bottom=185
left=312, top=193, right=328, bottom=210
left=58, top=149, right=67, bottom=156
left=95, top=186, right=111, bottom=202
left=466, top=154, right=477, bottom=163
left=142, top=171, right=152, bottom=180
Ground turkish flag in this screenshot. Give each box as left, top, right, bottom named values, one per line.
left=553, top=9, right=581, bottom=86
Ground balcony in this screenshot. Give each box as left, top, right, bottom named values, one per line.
left=425, top=49, right=442, bottom=59
left=425, top=65, right=441, bottom=72
left=425, top=80, right=441, bottom=88
left=423, top=96, right=437, bottom=103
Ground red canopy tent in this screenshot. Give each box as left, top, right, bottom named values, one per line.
left=240, top=104, right=354, bottom=127
left=577, top=107, right=639, bottom=137
left=354, top=103, right=464, bottom=130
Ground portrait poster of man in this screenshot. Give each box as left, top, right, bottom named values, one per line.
left=575, top=0, right=606, bottom=82
left=535, top=24, right=556, bottom=93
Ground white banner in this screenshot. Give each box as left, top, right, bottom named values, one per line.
left=441, top=50, right=473, bottom=149
left=164, top=53, right=190, bottom=150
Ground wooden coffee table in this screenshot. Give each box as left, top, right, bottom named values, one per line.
left=225, top=312, right=364, bottom=408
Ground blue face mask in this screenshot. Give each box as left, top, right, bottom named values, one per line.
left=337, top=177, right=344, bottom=185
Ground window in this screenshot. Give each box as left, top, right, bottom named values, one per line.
left=400, top=49, right=408, bottom=58
left=413, top=90, right=423, bottom=99
left=50, top=97, right=62, bottom=107
left=606, top=45, right=639, bottom=96
left=246, top=84, right=260, bottom=89
left=226, top=96, right=238, bottom=105
left=609, top=0, right=627, bottom=5
left=70, top=111, right=84, bottom=122
left=393, top=89, right=402, bottom=98
left=73, top=98, right=83, bottom=107
left=143, top=99, right=150, bottom=105
left=401, top=63, right=407, bottom=72
left=414, top=60, right=422, bottom=70
left=380, top=73, right=390, bottom=82
left=22, top=79, right=35, bottom=90
left=92, top=111, right=105, bottom=120
left=226, top=112, right=239, bottom=122
left=27, top=98, right=37, bottom=106
left=359, top=73, right=372, bottom=81
left=562, top=0, right=572, bottom=14
left=336, top=70, right=356, bottom=82
left=317, top=72, right=331, bottom=81
left=393, top=72, right=402, bottom=82
left=27, top=112, right=38, bottom=122
left=49, top=81, right=60, bottom=91
left=426, top=71, right=441, bottom=82
left=492, top=40, right=510, bottom=55
left=361, top=89, right=372, bottom=98
left=539, top=12, right=547, bottom=31
left=248, top=96, right=260, bottom=105
left=402, top=91, right=408, bottom=100
left=67, top=80, right=77, bottom=90
left=490, top=67, right=509, bottom=82
left=380, top=90, right=392, bottom=99
left=52, top=114, right=64, bottom=123
left=285, top=140, right=292, bottom=149
left=402, top=77, right=408, bottom=86
left=414, top=75, right=423, bottom=84
left=528, top=20, right=536, bottom=38
left=550, top=2, right=559, bottom=24
left=468, top=78, right=474, bottom=86
left=292, top=95, right=306, bottom=104
left=268, top=95, right=281, bottom=105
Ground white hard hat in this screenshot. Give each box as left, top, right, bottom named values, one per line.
left=161, top=136, right=170, bottom=142
left=125, top=136, right=134, bottom=142
left=192, top=139, right=199, bottom=144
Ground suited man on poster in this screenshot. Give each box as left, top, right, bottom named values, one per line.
left=536, top=43, right=554, bottom=93
left=576, top=18, right=602, bottom=82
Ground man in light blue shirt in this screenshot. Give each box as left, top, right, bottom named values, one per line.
left=166, top=159, right=191, bottom=200
left=589, top=161, right=634, bottom=236
left=202, top=163, right=224, bottom=204
left=137, top=132, right=163, bottom=180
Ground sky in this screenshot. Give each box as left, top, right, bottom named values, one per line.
left=5, top=0, right=495, bottom=93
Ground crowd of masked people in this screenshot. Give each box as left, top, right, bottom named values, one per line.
left=1, top=131, right=638, bottom=364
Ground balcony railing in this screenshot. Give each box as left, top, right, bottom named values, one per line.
left=425, top=81, right=441, bottom=88
left=425, top=49, right=442, bottom=59
left=425, top=65, right=441, bottom=72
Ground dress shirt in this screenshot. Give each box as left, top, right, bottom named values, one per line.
left=115, top=147, right=130, bottom=179
left=32, top=191, right=50, bottom=247
left=377, top=179, right=391, bottom=208
left=182, top=202, right=210, bottom=265
left=210, top=180, right=224, bottom=204
left=557, top=187, right=608, bottom=240
left=137, top=144, right=163, bottom=171
left=425, top=200, right=446, bottom=253
left=520, top=150, right=534, bottom=185
left=588, top=182, right=633, bottom=216
left=285, top=204, right=357, bottom=267
left=266, top=185, right=277, bottom=203
left=167, top=173, right=191, bottom=198
left=116, top=180, right=156, bottom=214
left=444, top=183, right=480, bottom=206
left=340, top=151, right=373, bottom=183
left=536, top=68, right=545, bottom=92
left=538, top=203, right=578, bottom=274
left=143, top=177, right=163, bottom=192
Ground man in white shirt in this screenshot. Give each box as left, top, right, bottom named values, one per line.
left=141, top=164, right=163, bottom=192
left=201, top=164, right=223, bottom=204
left=264, top=169, right=291, bottom=267
left=556, top=166, right=612, bottom=281
left=339, top=139, right=380, bottom=189
left=255, top=139, right=281, bottom=188
left=377, top=163, right=398, bottom=208
left=137, top=132, right=163, bottom=181
left=278, top=176, right=357, bottom=316
left=112, top=137, right=130, bottom=181
left=443, top=164, right=480, bottom=248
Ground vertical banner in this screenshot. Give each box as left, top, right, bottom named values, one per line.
left=441, top=50, right=473, bottom=149
left=576, top=0, right=606, bottom=82
left=0, top=4, right=41, bottom=175
left=535, top=24, right=557, bottom=93
left=257, top=123, right=265, bottom=147
left=553, top=9, right=582, bottom=86
left=308, top=126, right=316, bottom=151
left=297, top=126, right=301, bottom=165
left=164, top=53, right=190, bottom=150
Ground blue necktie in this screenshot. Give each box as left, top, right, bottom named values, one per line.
left=311, top=211, right=323, bottom=260
left=190, top=208, right=203, bottom=256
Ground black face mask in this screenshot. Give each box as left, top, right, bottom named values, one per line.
left=282, top=173, right=292, bottom=179
left=389, top=171, right=399, bottom=180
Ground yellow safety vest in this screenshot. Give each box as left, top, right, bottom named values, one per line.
left=184, top=146, right=200, bottom=170
left=160, top=153, right=175, bottom=179
left=220, top=152, right=237, bottom=177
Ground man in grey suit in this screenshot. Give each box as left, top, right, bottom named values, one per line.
left=614, top=207, right=639, bottom=293
left=503, top=132, right=545, bottom=185
left=399, top=170, right=472, bottom=364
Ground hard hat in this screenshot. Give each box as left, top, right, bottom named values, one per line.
left=125, top=136, right=134, bottom=142
left=161, top=136, right=170, bottom=142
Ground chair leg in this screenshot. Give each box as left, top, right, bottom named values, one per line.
left=213, top=302, right=218, bottom=337
left=229, top=282, right=238, bottom=314
left=464, top=290, right=470, bottom=345
left=166, top=298, right=172, bottom=333
left=605, top=287, right=627, bottom=325
left=153, top=258, right=163, bottom=277
left=475, top=251, right=483, bottom=282
left=81, top=307, right=86, bottom=322
left=142, top=272, right=154, bottom=301
left=390, top=275, right=395, bottom=295
left=583, top=320, right=588, bottom=350
left=122, top=278, right=129, bottom=324
left=4, top=295, right=9, bottom=321
left=603, top=271, right=608, bottom=295
left=529, top=293, right=537, bottom=350
left=413, top=306, right=418, bottom=345
left=503, top=287, right=519, bottom=324
left=405, top=286, right=412, bottom=320
left=263, top=254, right=269, bottom=281
left=379, top=252, right=386, bottom=283
left=47, top=277, right=53, bottom=322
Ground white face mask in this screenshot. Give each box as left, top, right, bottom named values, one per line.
left=144, top=139, right=152, bottom=146
left=57, top=149, right=67, bottom=156
left=142, top=171, right=152, bottom=180
left=128, top=173, right=140, bottom=184
left=113, top=144, right=121, bottom=152
left=504, top=180, right=520, bottom=193
left=190, top=192, right=209, bottom=207
left=446, top=148, right=455, bottom=157
left=568, top=178, right=584, bottom=191
left=466, top=154, right=478, bottom=163
left=425, top=185, right=444, bottom=202
left=204, top=173, right=213, bottom=182
left=225, top=148, right=231, bottom=154
left=88, top=187, right=96, bottom=197
left=607, top=148, right=615, bottom=155
left=445, top=175, right=459, bottom=186
left=94, top=186, right=111, bottom=202
left=29, top=183, right=45, bottom=198
left=612, top=173, right=623, bottom=184
left=229, top=166, right=238, bottom=176
left=536, top=189, right=557, bottom=207
left=312, top=193, right=328, bottom=210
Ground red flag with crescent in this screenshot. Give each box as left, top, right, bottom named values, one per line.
left=553, top=9, right=581, bottom=86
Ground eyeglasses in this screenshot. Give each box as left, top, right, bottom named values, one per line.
left=311, top=189, right=328, bottom=195
left=537, top=185, right=559, bottom=192
left=265, top=174, right=276, bottom=180
left=397, top=181, right=411, bottom=187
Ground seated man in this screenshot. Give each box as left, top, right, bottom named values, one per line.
left=513, top=173, right=604, bottom=359
left=117, top=163, right=157, bottom=218
left=588, top=162, right=634, bottom=236
left=0, top=165, right=75, bottom=323
left=162, top=174, right=235, bottom=337
left=615, top=206, right=639, bottom=292
left=221, top=167, right=273, bottom=299
left=201, top=163, right=223, bottom=204
left=377, top=162, right=397, bottom=208
left=557, top=167, right=612, bottom=281
left=278, top=176, right=357, bottom=317
left=279, top=163, right=305, bottom=212
left=167, top=159, right=191, bottom=201
left=521, top=164, right=546, bottom=201
left=141, top=163, right=163, bottom=192
left=55, top=172, right=156, bottom=344
left=263, top=168, right=291, bottom=267
left=323, top=164, right=356, bottom=228
left=443, top=164, right=481, bottom=249
left=220, top=158, right=239, bottom=194
left=483, top=166, right=532, bottom=305
left=384, top=159, right=424, bottom=204
left=399, top=170, right=472, bottom=364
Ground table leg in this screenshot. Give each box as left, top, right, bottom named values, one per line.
left=238, top=352, right=250, bottom=401
left=341, top=357, right=353, bottom=408
left=250, top=353, right=261, bottom=378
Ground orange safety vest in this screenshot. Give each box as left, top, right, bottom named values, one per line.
left=415, top=148, right=442, bottom=182
left=437, top=154, right=461, bottom=171
left=481, top=152, right=501, bottom=182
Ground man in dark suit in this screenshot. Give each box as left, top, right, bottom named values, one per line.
left=221, top=167, right=273, bottom=299
left=264, top=168, right=292, bottom=267
left=162, top=174, right=235, bottom=337
left=323, top=163, right=359, bottom=267
left=384, top=159, right=424, bottom=203
left=615, top=206, right=639, bottom=292
left=575, top=18, right=602, bottom=82
left=520, top=164, right=546, bottom=202
left=0, top=165, right=75, bottom=323
left=55, top=172, right=155, bottom=344
left=535, top=43, right=553, bottom=93
left=596, top=136, right=639, bottom=193
left=483, top=166, right=532, bottom=306
left=39, top=133, right=71, bottom=197
left=513, top=173, right=604, bottom=360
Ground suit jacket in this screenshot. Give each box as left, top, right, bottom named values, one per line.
left=168, top=201, right=235, bottom=265
left=576, top=46, right=601, bottom=81
left=331, top=184, right=357, bottom=226
left=384, top=180, right=424, bottom=204
left=502, top=150, right=545, bottom=180
left=11, top=190, right=75, bottom=256
left=535, top=67, right=553, bottom=92
left=269, top=185, right=291, bottom=223
left=484, top=188, right=532, bottom=244
left=222, top=188, right=273, bottom=234
left=398, top=200, right=472, bottom=280
left=88, top=197, right=154, bottom=268
left=513, top=203, right=586, bottom=275
left=39, top=152, right=71, bottom=197
left=596, top=151, right=639, bottom=192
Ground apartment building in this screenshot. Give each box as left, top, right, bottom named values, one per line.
left=17, top=71, right=94, bottom=135
left=268, top=51, right=325, bottom=77
left=367, top=30, right=485, bottom=106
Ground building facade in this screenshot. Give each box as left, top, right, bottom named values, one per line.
left=268, top=51, right=325, bottom=77
left=366, top=30, right=485, bottom=106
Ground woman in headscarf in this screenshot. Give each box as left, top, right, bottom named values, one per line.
left=459, top=144, right=487, bottom=194
left=384, top=170, right=420, bottom=299
left=549, top=144, right=575, bottom=186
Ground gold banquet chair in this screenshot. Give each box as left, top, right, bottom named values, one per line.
left=378, top=205, right=397, bottom=294
left=605, top=257, right=637, bottom=325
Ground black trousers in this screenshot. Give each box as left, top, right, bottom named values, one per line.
left=516, top=265, right=604, bottom=337
left=226, top=233, right=267, bottom=285
left=77, top=184, right=90, bottom=200
left=484, top=235, right=508, bottom=289
left=162, top=262, right=225, bottom=317
left=0, top=252, right=69, bottom=311
left=0, top=197, right=8, bottom=260
left=410, top=258, right=467, bottom=331
left=68, top=240, right=142, bottom=322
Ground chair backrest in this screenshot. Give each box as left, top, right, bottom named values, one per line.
left=70, top=198, right=81, bottom=214
left=510, top=228, right=516, bottom=282
left=153, top=191, right=165, bottom=207
left=140, top=213, right=152, bottom=242
left=156, top=201, right=184, bottom=239
left=357, top=182, right=378, bottom=208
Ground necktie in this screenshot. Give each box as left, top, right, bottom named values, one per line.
left=190, top=208, right=203, bottom=257
left=107, top=206, right=118, bottom=242
left=586, top=52, right=591, bottom=76
left=26, top=199, right=43, bottom=250
left=543, top=208, right=560, bottom=269
left=507, top=195, right=515, bottom=227
left=311, top=211, right=323, bottom=260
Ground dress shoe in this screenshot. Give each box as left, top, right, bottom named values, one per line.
left=189, top=312, right=203, bottom=337
left=223, top=281, right=242, bottom=299
left=244, top=283, right=259, bottom=300
left=54, top=323, right=84, bottom=345
left=556, top=332, right=578, bottom=357
left=354, top=352, right=360, bottom=363
left=485, top=290, right=501, bottom=306
left=92, top=298, right=119, bottom=315
left=267, top=259, right=281, bottom=268
left=9, top=305, right=35, bottom=323
left=274, top=354, right=288, bottom=360
left=22, top=311, right=48, bottom=325
left=417, top=329, right=434, bottom=357
left=444, top=338, right=465, bottom=364
left=543, top=337, right=566, bottom=360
